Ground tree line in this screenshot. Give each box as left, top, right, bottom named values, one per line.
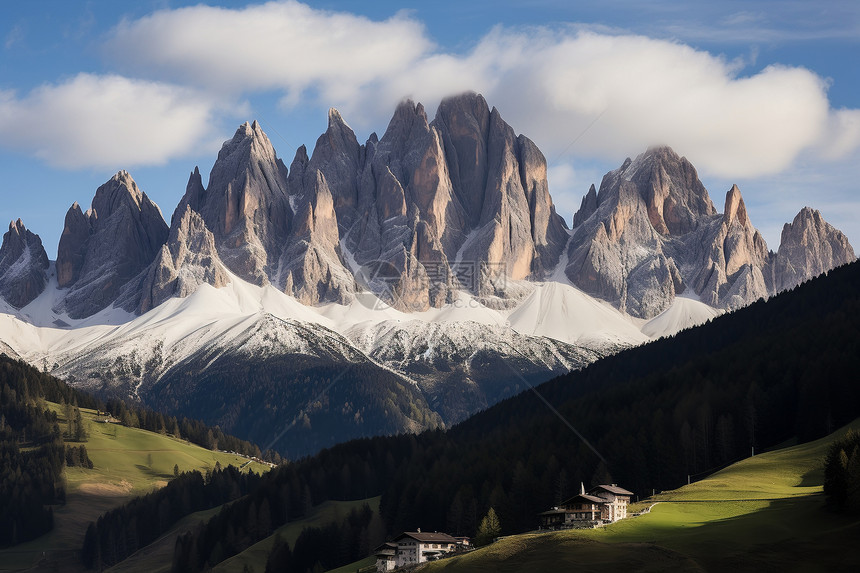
left=824, top=429, right=860, bottom=513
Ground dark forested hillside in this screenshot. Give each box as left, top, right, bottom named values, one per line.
left=0, top=353, right=273, bottom=548
left=82, top=465, right=262, bottom=569
left=172, top=261, right=860, bottom=571
left=0, top=357, right=87, bottom=546
left=143, top=352, right=443, bottom=460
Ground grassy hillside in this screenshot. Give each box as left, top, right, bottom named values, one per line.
left=420, top=420, right=860, bottom=572
left=0, top=402, right=270, bottom=573
left=55, top=403, right=270, bottom=494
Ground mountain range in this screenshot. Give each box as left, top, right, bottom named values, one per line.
left=0, top=92, right=854, bottom=456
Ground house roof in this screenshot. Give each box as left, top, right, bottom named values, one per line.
left=374, top=542, right=397, bottom=554
left=590, top=484, right=634, bottom=496
left=560, top=493, right=606, bottom=506
left=374, top=541, right=397, bottom=557
left=394, top=531, right=458, bottom=544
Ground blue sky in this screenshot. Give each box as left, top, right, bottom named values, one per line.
left=1, top=0, right=858, bottom=256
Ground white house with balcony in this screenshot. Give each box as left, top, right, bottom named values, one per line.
left=539, top=483, right=634, bottom=528
left=374, top=530, right=467, bottom=571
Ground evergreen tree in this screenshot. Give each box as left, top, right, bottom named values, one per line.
left=475, top=508, right=501, bottom=546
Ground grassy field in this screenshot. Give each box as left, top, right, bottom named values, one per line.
left=421, top=420, right=860, bottom=572
left=212, top=497, right=381, bottom=573
left=0, top=403, right=270, bottom=573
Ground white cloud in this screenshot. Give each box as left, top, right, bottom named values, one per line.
left=468, top=31, right=832, bottom=177
left=104, top=0, right=432, bottom=103
left=0, top=74, right=218, bottom=169
left=103, top=3, right=860, bottom=181
left=817, top=109, right=860, bottom=161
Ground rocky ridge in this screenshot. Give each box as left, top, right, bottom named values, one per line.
left=5, top=94, right=848, bottom=322
left=566, top=147, right=854, bottom=318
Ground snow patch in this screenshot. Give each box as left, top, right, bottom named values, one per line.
left=641, top=296, right=722, bottom=339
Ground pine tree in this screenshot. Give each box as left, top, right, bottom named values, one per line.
left=475, top=507, right=501, bottom=546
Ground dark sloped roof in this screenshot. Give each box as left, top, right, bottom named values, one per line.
left=394, top=531, right=458, bottom=543
left=375, top=548, right=396, bottom=556
left=374, top=541, right=397, bottom=556
left=560, top=493, right=606, bottom=506
left=590, top=484, right=634, bottom=496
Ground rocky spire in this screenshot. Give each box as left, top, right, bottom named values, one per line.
left=0, top=219, right=49, bottom=308
left=565, top=152, right=766, bottom=318
left=625, top=146, right=716, bottom=236
left=55, top=171, right=169, bottom=318
left=305, top=108, right=362, bottom=228
left=56, top=202, right=91, bottom=288
left=573, top=184, right=598, bottom=228
left=184, top=120, right=290, bottom=286
left=134, top=205, right=230, bottom=313
left=693, top=184, right=769, bottom=310
left=278, top=169, right=355, bottom=305
left=723, top=184, right=748, bottom=227
left=771, top=207, right=856, bottom=292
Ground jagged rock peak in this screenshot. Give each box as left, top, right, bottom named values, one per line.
left=573, top=184, right=598, bottom=228
left=134, top=204, right=230, bottom=314
left=54, top=171, right=169, bottom=318
left=8, top=219, right=25, bottom=235
left=380, top=98, right=431, bottom=149
left=621, top=146, right=716, bottom=236
left=56, top=202, right=92, bottom=288
left=0, top=218, right=49, bottom=308
left=723, top=184, right=748, bottom=227
left=216, top=120, right=279, bottom=169
left=328, top=107, right=350, bottom=128
left=395, top=98, right=428, bottom=121
left=436, top=91, right=489, bottom=122
left=772, top=207, right=856, bottom=292
left=92, top=170, right=151, bottom=219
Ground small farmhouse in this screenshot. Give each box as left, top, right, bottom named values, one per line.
left=374, top=530, right=467, bottom=571
left=539, top=483, right=634, bottom=528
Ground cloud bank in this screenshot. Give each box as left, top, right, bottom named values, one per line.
left=3, top=0, right=858, bottom=178
left=0, top=74, right=217, bottom=169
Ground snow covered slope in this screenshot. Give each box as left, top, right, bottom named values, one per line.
left=641, top=296, right=722, bottom=339
left=0, top=259, right=715, bottom=455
